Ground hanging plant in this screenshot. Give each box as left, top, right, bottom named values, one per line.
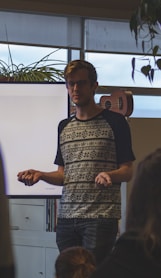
left=130, top=0, right=161, bottom=82
left=0, top=46, right=66, bottom=82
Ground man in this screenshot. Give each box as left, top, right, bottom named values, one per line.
left=17, top=60, right=135, bottom=264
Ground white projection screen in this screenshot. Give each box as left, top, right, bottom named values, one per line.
left=0, top=83, right=68, bottom=198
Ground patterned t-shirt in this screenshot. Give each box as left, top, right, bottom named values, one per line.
left=54, top=109, right=135, bottom=219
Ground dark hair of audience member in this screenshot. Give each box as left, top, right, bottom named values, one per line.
left=55, top=246, right=96, bottom=278
left=126, top=148, right=161, bottom=261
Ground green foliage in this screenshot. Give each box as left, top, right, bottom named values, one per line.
left=0, top=48, right=66, bottom=82
left=130, top=0, right=161, bottom=82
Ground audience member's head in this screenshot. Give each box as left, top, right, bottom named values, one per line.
left=126, top=148, right=161, bottom=257
left=55, top=246, right=96, bottom=278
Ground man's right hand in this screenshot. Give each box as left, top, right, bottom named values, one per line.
left=17, top=169, right=42, bottom=186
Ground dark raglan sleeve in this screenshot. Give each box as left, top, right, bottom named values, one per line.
left=54, top=117, right=73, bottom=166
left=103, top=110, right=135, bottom=165
left=54, top=120, right=64, bottom=166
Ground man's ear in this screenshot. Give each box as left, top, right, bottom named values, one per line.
left=94, top=81, right=98, bottom=90
left=93, top=81, right=98, bottom=94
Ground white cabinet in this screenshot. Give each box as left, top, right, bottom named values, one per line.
left=13, top=245, right=45, bottom=278
left=10, top=203, right=45, bottom=231
left=9, top=199, right=59, bottom=278
left=46, top=248, right=60, bottom=278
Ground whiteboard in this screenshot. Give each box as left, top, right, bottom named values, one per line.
left=0, top=83, right=68, bottom=197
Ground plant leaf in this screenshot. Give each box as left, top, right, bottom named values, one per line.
left=141, top=65, right=151, bottom=76
left=131, top=57, right=136, bottom=80
left=129, top=12, right=139, bottom=46
left=156, top=58, right=161, bottom=69
left=0, top=47, right=66, bottom=82
left=150, top=68, right=154, bottom=81
left=142, top=40, right=145, bottom=52
left=152, top=45, right=159, bottom=56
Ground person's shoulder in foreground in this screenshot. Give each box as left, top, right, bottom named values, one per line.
left=55, top=246, right=96, bottom=278
left=0, top=148, right=15, bottom=278
left=91, top=148, right=161, bottom=278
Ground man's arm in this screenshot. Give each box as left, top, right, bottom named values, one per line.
left=95, top=161, right=133, bottom=187
left=17, top=165, right=64, bottom=186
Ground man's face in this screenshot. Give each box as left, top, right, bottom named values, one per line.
left=66, top=68, right=97, bottom=107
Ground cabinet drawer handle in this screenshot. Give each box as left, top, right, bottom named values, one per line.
left=10, top=226, right=20, bottom=230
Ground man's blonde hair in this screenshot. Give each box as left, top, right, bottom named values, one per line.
left=64, top=60, right=97, bottom=85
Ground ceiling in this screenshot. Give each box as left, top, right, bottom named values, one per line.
left=0, top=0, right=140, bottom=20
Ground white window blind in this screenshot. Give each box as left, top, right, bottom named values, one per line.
left=0, top=11, right=81, bottom=49
left=85, top=19, right=161, bottom=54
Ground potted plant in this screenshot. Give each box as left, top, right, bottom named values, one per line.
left=0, top=46, right=66, bottom=82
left=130, top=0, right=161, bottom=82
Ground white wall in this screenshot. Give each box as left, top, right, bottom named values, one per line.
left=120, top=117, right=161, bottom=233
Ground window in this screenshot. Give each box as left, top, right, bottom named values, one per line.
left=0, top=44, right=67, bottom=69
left=85, top=52, right=161, bottom=88
left=95, top=94, right=161, bottom=118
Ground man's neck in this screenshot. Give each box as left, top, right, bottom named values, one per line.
left=75, top=104, right=103, bottom=120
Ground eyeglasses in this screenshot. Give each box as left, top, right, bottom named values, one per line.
left=66, top=79, right=88, bottom=88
